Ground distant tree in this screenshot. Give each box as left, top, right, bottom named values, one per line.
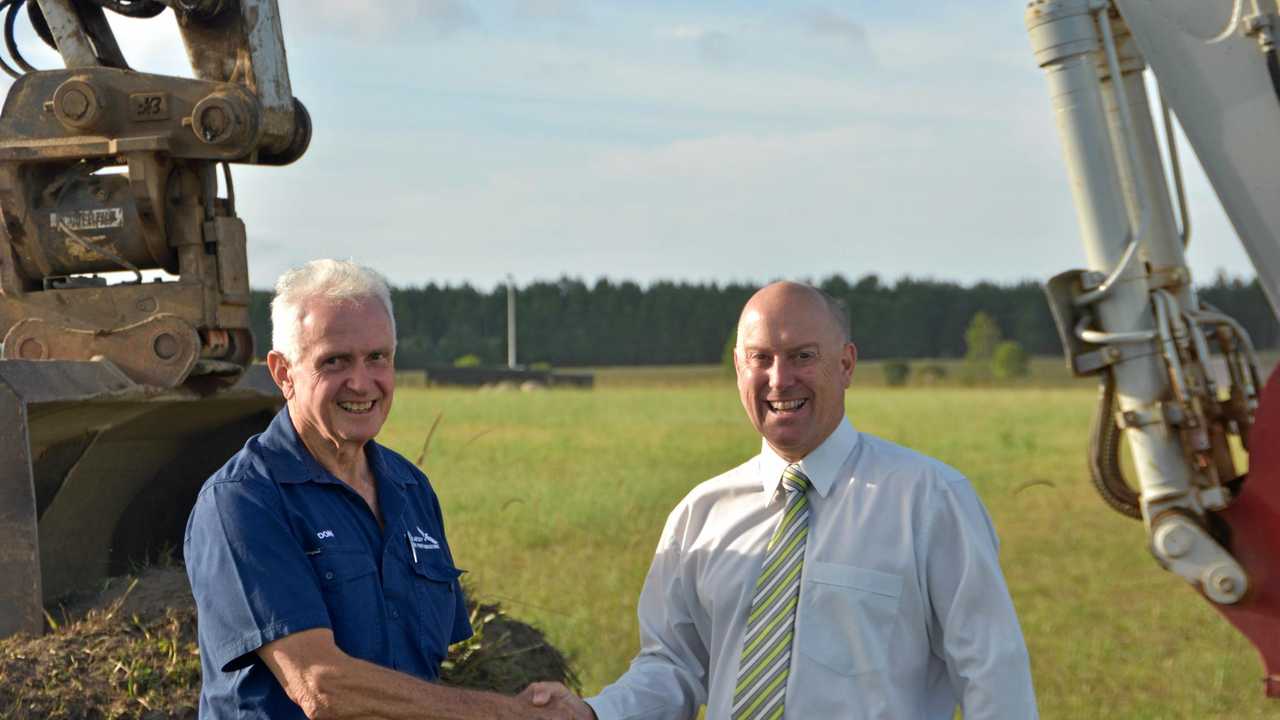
left=246, top=276, right=1273, bottom=366
left=992, top=340, right=1029, bottom=380
left=453, top=354, right=482, bottom=368
left=722, top=329, right=738, bottom=377
left=964, top=311, right=1002, bottom=362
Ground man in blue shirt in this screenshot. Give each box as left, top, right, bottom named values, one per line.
left=185, top=259, right=561, bottom=719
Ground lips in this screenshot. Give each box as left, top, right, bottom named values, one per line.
left=337, top=400, right=376, bottom=414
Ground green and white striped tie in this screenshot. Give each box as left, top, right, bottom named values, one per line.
left=732, top=463, right=812, bottom=720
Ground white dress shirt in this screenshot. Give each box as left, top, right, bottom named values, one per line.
left=586, top=417, right=1038, bottom=719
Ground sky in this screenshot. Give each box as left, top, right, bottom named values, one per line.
left=1, top=0, right=1257, bottom=290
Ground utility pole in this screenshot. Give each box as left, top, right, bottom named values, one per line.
left=506, top=274, right=517, bottom=369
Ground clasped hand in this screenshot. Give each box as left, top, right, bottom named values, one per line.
left=516, top=681, right=595, bottom=719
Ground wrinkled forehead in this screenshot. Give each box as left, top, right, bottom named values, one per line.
left=298, top=298, right=394, bottom=349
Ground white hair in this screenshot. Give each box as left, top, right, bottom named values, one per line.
left=270, top=259, right=396, bottom=362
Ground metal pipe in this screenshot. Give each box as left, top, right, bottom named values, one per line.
left=1184, top=308, right=1219, bottom=397
left=1188, top=305, right=1263, bottom=401
left=1075, top=315, right=1156, bottom=344
left=1073, top=5, right=1149, bottom=308
left=1152, top=289, right=1190, bottom=402
left=1159, top=87, right=1191, bottom=248
left=1074, top=236, right=1141, bottom=307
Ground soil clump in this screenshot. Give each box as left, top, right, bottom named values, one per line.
left=0, top=567, right=578, bottom=719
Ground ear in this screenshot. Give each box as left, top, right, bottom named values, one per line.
left=840, top=341, right=857, bottom=388
left=266, top=350, right=295, bottom=400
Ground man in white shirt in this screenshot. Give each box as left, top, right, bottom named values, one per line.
left=523, top=281, right=1038, bottom=719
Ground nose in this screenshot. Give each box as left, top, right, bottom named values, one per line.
left=345, top=360, right=373, bottom=394
left=768, top=357, right=793, bottom=391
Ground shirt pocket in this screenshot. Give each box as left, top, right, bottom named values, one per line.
left=798, top=562, right=903, bottom=676
left=408, top=558, right=465, bottom=662
left=308, top=547, right=383, bottom=659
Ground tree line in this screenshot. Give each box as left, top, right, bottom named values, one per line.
left=246, top=274, right=1278, bottom=367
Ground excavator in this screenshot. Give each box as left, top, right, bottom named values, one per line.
left=0, top=0, right=305, bottom=638
left=1, top=0, right=1280, bottom=702
left=1026, top=0, right=1280, bottom=697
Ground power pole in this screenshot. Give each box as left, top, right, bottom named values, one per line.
left=506, top=274, right=517, bottom=369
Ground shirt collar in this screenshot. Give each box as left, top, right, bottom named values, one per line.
left=259, top=405, right=405, bottom=487
left=757, top=416, right=859, bottom=499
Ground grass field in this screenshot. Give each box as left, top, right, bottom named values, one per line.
left=376, top=362, right=1277, bottom=719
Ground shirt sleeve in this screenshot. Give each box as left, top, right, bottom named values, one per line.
left=184, top=478, right=332, bottom=672
left=925, top=475, right=1039, bottom=719
left=587, top=509, right=708, bottom=720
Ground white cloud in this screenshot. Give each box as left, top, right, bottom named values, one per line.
left=798, top=7, right=876, bottom=65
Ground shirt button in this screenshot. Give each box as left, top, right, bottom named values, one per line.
left=324, top=571, right=335, bottom=581
left=390, top=608, right=400, bottom=619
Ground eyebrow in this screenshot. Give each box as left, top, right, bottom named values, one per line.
left=742, top=342, right=820, bottom=354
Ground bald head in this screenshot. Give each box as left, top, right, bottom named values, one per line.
left=737, top=282, right=849, bottom=349
left=733, top=281, right=857, bottom=461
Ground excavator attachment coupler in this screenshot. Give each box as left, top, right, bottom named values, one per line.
left=0, top=360, right=280, bottom=638
left=1214, top=364, right=1280, bottom=697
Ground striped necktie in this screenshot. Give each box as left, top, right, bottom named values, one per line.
left=732, top=463, right=812, bottom=720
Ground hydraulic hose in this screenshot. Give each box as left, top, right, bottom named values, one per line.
left=1089, top=371, right=1142, bottom=519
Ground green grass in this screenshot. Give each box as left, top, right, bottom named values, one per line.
left=376, top=366, right=1276, bottom=719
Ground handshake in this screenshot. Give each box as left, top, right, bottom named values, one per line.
left=510, top=682, right=596, bottom=719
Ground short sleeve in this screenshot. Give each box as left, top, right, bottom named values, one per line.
left=184, top=479, right=332, bottom=672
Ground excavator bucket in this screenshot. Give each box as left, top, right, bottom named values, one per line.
left=1214, top=364, right=1280, bottom=697
left=0, top=361, right=280, bottom=638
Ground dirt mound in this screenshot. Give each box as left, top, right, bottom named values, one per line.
left=0, top=567, right=578, bottom=719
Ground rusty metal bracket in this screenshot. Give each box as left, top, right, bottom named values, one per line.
left=1074, top=341, right=1158, bottom=374
left=2, top=314, right=200, bottom=387
left=1116, top=400, right=1194, bottom=430
left=1147, top=263, right=1191, bottom=292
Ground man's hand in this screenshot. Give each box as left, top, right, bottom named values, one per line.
left=520, top=682, right=596, bottom=719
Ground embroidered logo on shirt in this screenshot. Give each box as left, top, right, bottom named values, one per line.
left=316, top=529, right=336, bottom=540
left=409, top=526, right=440, bottom=551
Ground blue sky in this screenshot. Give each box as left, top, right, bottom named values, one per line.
left=3, top=1, right=1255, bottom=289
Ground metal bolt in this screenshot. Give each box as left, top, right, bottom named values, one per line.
left=60, top=89, right=89, bottom=120
left=1203, top=565, right=1246, bottom=604
left=52, top=78, right=103, bottom=130
left=1154, top=522, right=1194, bottom=559
left=190, top=92, right=248, bottom=146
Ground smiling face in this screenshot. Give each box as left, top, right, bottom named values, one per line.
left=734, top=283, right=856, bottom=462
left=267, top=297, right=396, bottom=464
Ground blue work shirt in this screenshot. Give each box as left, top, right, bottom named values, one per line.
left=184, top=406, right=472, bottom=719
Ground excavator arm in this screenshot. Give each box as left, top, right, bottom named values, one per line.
left=1027, top=0, right=1280, bottom=696
left=0, top=0, right=306, bottom=638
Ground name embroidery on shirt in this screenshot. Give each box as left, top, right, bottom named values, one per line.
left=316, top=529, right=335, bottom=540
